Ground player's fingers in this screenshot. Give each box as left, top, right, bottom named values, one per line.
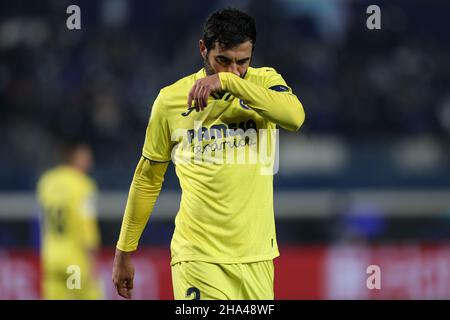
left=203, top=87, right=211, bottom=110
left=117, top=281, right=132, bottom=299
left=127, top=277, right=134, bottom=290
left=195, top=85, right=203, bottom=112
left=118, top=287, right=130, bottom=299
left=113, top=276, right=128, bottom=298
left=188, top=84, right=196, bottom=109
left=125, top=278, right=133, bottom=298
left=197, top=86, right=206, bottom=111
left=192, top=84, right=201, bottom=112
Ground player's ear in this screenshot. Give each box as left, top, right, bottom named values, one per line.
left=199, top=40, right=207, bottom=59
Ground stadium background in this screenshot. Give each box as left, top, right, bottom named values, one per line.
left=1, top=0, right=450, bottom=299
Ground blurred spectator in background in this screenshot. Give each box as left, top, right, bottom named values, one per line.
left=36, top=140, right=103, bottom=299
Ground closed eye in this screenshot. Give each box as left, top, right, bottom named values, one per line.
left=215, top=56, right=250, bottom=66
left=237, top=59, right=250, bottom=65
left=216, top=56, right=230, bottom=65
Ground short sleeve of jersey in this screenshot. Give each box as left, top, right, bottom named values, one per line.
left=142, top=92, right=172, bottom=162
left=263, top=68, right=293, bottom=93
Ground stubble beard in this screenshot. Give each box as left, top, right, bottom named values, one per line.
left=203, top=55, right=215, bottom=76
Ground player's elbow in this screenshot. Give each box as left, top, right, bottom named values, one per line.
left=285, top=100, right=305, bottom=132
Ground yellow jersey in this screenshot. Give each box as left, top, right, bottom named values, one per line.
left=138, top=67, right=297, bottom=264
left=37, top=165, right=100, bottom=265
left=117, top=67, right=305, bottom=266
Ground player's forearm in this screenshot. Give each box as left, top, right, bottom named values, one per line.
left=116, top=157, right=168, bottom=252
left=218, top=72, right=305, bottom=131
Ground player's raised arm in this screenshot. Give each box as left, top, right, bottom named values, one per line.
left=219, top=70, right=305, bottom=131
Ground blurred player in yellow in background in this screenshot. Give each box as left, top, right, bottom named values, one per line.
left=36, top=141, right=103, bottom=300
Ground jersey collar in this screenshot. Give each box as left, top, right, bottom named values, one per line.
left=195, top=68, right=207, bottom=80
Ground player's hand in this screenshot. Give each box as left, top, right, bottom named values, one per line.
left=188, top=74, right=221, bottom=112
left=112, top=248, right=135, bottom=299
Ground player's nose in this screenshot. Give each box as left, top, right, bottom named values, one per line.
left=227, top=63, right=240, bottom=77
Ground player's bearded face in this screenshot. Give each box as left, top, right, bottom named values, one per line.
left=202, top=40, right=252, bottom=78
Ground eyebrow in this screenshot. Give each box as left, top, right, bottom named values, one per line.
left=216, top=55, right=251, bottom=63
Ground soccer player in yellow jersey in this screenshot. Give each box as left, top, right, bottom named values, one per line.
left=112, top=8, right=305, bottom=300
left=37, top=142, right=103, bottom=300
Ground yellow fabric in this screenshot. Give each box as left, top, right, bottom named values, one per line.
left=117, top=66, right=305, bottom=265
left=116, top=157, right=168, bottom=251
left=36, top=166, right=102, bottom=299
left=218, top=69, right=305, bottom=131
left=42, top=260, right=103, bottom=300
left=172, top=260, right=274, bottom=300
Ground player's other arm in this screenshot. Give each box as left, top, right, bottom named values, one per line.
left=113, top=92, right=171, bottom=299
left=113, top=157, right=168, bottom=298
left=219, top=71, right=305, bottom=131
left=116, top=157, right=168, bottom=252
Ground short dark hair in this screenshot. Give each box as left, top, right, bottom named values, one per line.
left=58, top=137, right=90, bottom=163
left=202, top=8, right=256, bottom=51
